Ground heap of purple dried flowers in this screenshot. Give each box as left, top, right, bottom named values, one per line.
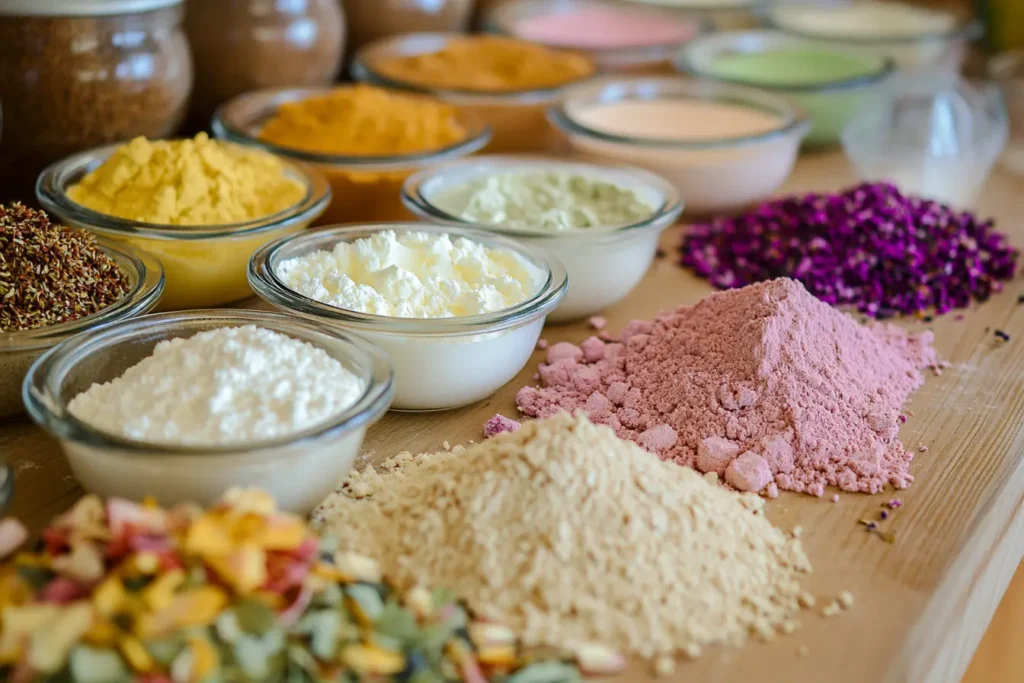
left=679, top=182, right=1018, bottom=318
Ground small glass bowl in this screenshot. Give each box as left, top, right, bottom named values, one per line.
left=351, top=32, right=595, bottom=153
left=36, top=142, right=331, bottom=311
left=768, top=2, right=982, bottom=73
left=402, top=155, right=681, bottom=322
left=548, top=76, right=810, bottom=215
left=676, top=29, right=894, bottom=147
left=212, top=86, right=491, bottom=225
left=485, top=0, right=708, bottom=75
left=249, top=223, right=568, bottom=411
left=1, top=239, right=164, bottom=420
left=990, top=50, right=1024, bottom=176
left=23, top=310, right=394, bottom=513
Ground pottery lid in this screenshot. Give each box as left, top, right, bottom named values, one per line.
left=0, top=0, right=183, bottom=16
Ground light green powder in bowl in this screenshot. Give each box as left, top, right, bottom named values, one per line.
left=431, top=171, right=658, bottom=232
left=678, top=31, right=894, bottom=146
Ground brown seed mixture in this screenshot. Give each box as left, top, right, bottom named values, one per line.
left=0, top=7, right=191, bottom=201
left=0, top=204, right=129, bottom=333
left=315, top=412, right=813, bottom=659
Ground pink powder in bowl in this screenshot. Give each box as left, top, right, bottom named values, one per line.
left=514, top=278, right=940, bottom=497
left=513, top=5, right=699, bottom=50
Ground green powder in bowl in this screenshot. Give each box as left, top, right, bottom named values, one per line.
left=431, top=171, right=658, bottom=232
left=678, top=31, right=893, bottom=146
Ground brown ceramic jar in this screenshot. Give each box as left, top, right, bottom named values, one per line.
left=343, top=0, right=474, bottom=55
left=185, top=0, right=345, bottom=127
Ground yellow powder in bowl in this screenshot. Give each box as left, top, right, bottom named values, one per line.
left=372, top=36, right=596, bottom=92
left=68, top=133, right=306, bottom=226
left=258, top=85, right=468, bottom=156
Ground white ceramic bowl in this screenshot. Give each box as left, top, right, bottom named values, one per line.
left=402, top=156, right=681, bottom=321
left=23, top=310, right=394, bottom=513
left=548, top=76, right=810, bottom=215
left=249, top=223, right=568, bottom=411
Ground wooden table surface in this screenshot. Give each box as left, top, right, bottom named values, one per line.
left=2, top=152, right=1023, bottom=682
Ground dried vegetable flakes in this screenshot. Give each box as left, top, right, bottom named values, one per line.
left=0, top=489, right=582, bottom=682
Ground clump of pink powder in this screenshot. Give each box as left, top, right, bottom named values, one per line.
left=515, top=279, right=941, bottom=496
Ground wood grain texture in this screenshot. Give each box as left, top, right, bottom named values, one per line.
left=1, top=153, right=1023, bottom=682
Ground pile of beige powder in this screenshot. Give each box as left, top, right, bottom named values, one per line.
left=314, top=412, right=812, bottom=658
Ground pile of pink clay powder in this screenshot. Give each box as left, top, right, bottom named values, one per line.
left=509, top=278, right=943, bottom=497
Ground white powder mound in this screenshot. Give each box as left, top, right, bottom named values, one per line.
left=68, top=325, right=364, bottom=445
left=314, top=412, right=812, bottom=658
left=275, top=230, right=545, bottom=318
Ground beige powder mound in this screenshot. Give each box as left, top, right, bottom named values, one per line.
left=313, top=412, right=812, bottom=658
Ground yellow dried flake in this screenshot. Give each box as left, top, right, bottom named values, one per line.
left=205, top=545, right=268, bottom=594
left=136, top=587, right=228, bottom=638
left=93, top=576, right=127, bottom=616
left=187, top=636, right=220, bottom=682
left=118, top=634, right=156, bottom=672
left=340, top=643, right=405, bottom=676
left=142, top=569, right=185, bottom=611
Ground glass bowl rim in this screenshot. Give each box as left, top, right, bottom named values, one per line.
left=249, top=221, right=569, bottom=336
left=767, top=5, right=983, bottom=46
left=36, top=140, right=332, bottom=241
left=2, top=237, right=165, bottom=353
left=548, top=75, right=812, bottom=150
left=484, top=0, right=711, bottom=57
left=23, top=309, right=395, bottom=455
left=351, top=31, right=598, bottom=103
left=401, top=154, right=683, bottom=239
left=675, top=29, right=897, bottom=94
left=212, top=85, right=493, bottom=168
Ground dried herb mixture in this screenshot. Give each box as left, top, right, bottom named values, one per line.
left=0, top=203, right=128, bottom=333
left=0, top=489, right=583, bottom=683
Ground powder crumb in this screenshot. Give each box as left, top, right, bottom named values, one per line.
left=654, top=655, right=676, bottom=677
left=798, top=645, right=810, bottom=657
left=589, top=315, right=608, bottom=331
left=918, top=444, right=929, bottom=453
left=316, top=412, right=812, bottom=659
left=888, top=499, right=904, bottom=509
left=483, top=414, right=522, bottom=438
left=822, top=601, right=842, bottom=618
left=838, top=591, right=855, bottom=609
left=442, top=440, right=451, bottom=451
left=792, top=526, right=803, bottom=538
left=515, top=279, right=939, bottom=497
left=765, top=482, right=779, bottom=499
left=831, top=494, right=841, bottom=503
left=781, top=620, right=799, bottom=635
left=798, top=592, right=816, bottom=609
left=537, top=338, right=549, bottom=350
left=683, top=643, right=702, bottom=660
left=703, top=471, right=719, bottom=485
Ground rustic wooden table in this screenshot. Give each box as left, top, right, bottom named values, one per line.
left=2, top=152, right=1022, bottom=682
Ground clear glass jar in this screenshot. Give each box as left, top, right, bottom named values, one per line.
left=0, top=0, right=193, bottom=203
left=342, top=0, right=475, bottom=54
left=184, top=0, right=345, bottom=128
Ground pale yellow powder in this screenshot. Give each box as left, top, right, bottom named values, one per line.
left=314, top=412, right=813, bottom=658
left=67, top=133, right=306, bottom=226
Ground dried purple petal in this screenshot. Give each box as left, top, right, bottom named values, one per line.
left=678, top=183, right=1018, bottom=318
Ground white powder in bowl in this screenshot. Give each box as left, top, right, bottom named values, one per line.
left=68, top=326, right=364, bottom=446
left=275, top=230, right=545, bottom=318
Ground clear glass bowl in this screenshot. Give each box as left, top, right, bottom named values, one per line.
left=351, top=32, right=595, bottom=153
left=1, top=238, right=164, bottom=420
left=676, top=29, right=894, bottom=147
left=548, top=76, right=810, bottom=215
left=212, top=86, right=491, bottom=225
left=485, top=0, right=708, bottom=74
left=23, top=309, right=393, bottom=513
left=768, top=2, right=982, bottom=73
left=402, top=155, right=681, bottom=321
left=36, top=141, right=331, bottom=311
left=990, top=50, right=1024, bottom=176
left=249, top=222, right=568, bottom=411
left=841, top=76, right=1008, bottom=208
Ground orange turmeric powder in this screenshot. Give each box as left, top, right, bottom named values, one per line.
left=369, top=36, right=595, bottom=93
left=258, top=85, right=467, bottom=155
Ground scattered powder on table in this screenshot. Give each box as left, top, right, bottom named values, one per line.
left=314, top=413, right=812, bottom=658
left=516, top=279, right=940, bottom=496
left=679, top=182, right=1018, bottom=318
